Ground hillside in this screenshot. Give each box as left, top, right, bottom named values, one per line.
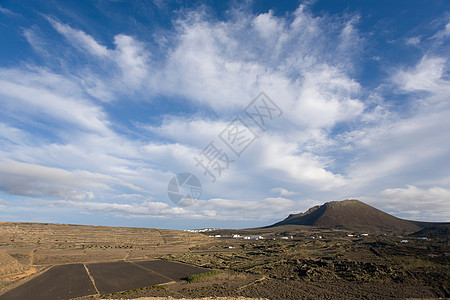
left=411, top=223, right=450, bottom=238
left=268, top=199, right=446, bottom=233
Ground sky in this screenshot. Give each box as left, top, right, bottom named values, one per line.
left=0, top=0, right=449, bottom=229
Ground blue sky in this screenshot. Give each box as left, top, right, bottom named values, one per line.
left=0, top=0, right=449, bottom=229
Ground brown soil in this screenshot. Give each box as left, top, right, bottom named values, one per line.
left=0, top=222, right=209, bottom=294
left=125, top=297, right=264, bottom=300
left=128, top=297, right=264, bottom=300
left=1, top=222, right=449, bottom=300
left=0, top=264, right=97, bottom=300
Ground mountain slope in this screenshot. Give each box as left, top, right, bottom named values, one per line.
left=269, top=199, right=424, bottom=232
left=411, top=223, right=450, bottom=238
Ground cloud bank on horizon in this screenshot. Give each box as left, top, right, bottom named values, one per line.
left=0, top=0, right=449, bottom=229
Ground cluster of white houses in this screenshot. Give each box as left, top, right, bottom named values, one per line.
left=209, top=234, right=299, bottom=240
left=184, top=228, right=218, bottom=233
left=209, top=234, right=265, bottom=240
left=200, top=231, right=429, bottom=243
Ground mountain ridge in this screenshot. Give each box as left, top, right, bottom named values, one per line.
left=268, top=199, right=449, bottom=233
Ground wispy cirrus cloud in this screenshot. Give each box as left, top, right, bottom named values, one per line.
left=0, top=5, right=19, bottom=16
left=47, top=17, right=152, bottom=96
left=394, top=56, right=449, bottom=94
left=48, top=18, right=109, bottom=57
left=431, top=22, right=450, bottom=40
left=0, top=67, right=110, bottom=135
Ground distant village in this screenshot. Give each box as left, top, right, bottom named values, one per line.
left=184, top=228, right=429, bottom=243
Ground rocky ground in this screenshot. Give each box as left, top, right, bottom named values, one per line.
left=1, top=222, right=449, bottom=299
left=127, top=298, right=267, bottom=300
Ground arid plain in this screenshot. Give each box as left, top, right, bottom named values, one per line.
left=0, top=215, right=449, bottom=300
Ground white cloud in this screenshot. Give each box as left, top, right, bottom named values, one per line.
left=0, top=67, right=111, bottom=134
left=0, top=123, right=29, bottom=146
left=394, top=56, right=449, bottom=94
left=193, top=197, right=298, bottom=221
left=431, top=22, right=450, bottom=40
left=270, top=188, right=299, bottom=197
left=0, top=159, right=142, bottom=200
left=113, top=34, right=150, bottom=88
left=49, top=199, right=186, bottom=217
left=257, top=136, right=347, bottom=190
left=47, top=18, right=152, bottom=97
left=340, top=49, right=450, bottom=197
left=345, top=109, right=450, bottom=193
left=363, top=185, right=450, bottom=221
left=154, top=5, right=365, bottom=129
left=49, top=18, right=109, bottom=57
left=113, top=193, right=148, bottom=200
left=46, top=195, right=311, bottom=222
left=142, top=117, right=229, bottom=146
left=23, top=28, right=49, bottom=56
left=405, top=36, right=421, bottom=46
left=252, top=10, right=283, bottom=41
left=4, top=7, right=361, bottom=209
left=0, top=5, right=19, bottom=16
left=0, top=198, right=10, bottom=205
left=2, top=3, right=449, bottom=225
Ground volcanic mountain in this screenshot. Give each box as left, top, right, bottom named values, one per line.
left=269, top=199, right=447, bottom=233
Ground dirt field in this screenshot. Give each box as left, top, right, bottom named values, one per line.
left=135, top=261, right=209, bottom=281
left=86, top=262, right=169, bottom=294
left=0, top=264, right=96, bottom=300
left=129, top=298, right=267, bottom=300
left=0, top=222, right=449, bottom=299
left=0, top=260, right=210, bottom=299
left=128, top=297, right=266, bottom=300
